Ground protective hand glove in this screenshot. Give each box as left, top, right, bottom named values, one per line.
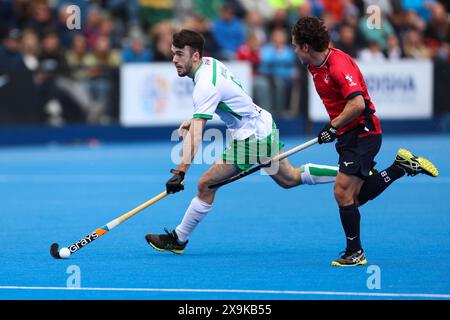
left=318, top=122, right=338, bottom=144
left=166, top=169, right=185, bottom=194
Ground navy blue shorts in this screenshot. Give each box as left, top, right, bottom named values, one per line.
left=335, top=128, right=382, bottom=180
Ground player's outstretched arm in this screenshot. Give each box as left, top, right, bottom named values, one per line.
left=166, top=118, right=207, bottom=194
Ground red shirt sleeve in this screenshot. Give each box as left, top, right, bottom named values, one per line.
left=329, top=56, right=364, bottom=100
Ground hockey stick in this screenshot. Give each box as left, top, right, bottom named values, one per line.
left=50, top=190, right=168, bottom=259
left=208, top=137, right=318, bottom=189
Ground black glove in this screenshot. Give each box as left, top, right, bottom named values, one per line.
left=166, top=169, right=185, bottom=194
left=318, top=122, right=338, bottom=144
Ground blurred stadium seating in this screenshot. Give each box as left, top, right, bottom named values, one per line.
left=0, top=0, right=450, bottom=145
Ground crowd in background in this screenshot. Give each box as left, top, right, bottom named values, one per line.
left=0, top=0, right=449, bottom=124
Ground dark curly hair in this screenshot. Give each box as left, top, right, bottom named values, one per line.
left=172, top=29, right=205, bottom=57
left=291, top=16, right=330, bottom=52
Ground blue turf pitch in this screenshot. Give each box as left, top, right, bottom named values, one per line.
left=0, top=135, right=449, bottom=300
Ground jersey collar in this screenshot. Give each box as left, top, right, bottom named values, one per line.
left=314, top=48, right=333, bottom=68
left=192, top=59, right=204, bottom=84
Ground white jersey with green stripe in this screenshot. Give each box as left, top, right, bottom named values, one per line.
left=192, top=57, right=273, bottom=141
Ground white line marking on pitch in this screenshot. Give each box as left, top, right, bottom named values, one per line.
left=0, top=286, right=449, bottom=299
left=0, top=175, right=449, bottom=184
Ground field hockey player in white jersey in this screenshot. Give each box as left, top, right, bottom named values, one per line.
left=145, top=29, right=339, bottom=253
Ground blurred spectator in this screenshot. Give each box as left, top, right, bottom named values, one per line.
left=173, top=0, right=197, bottom=21
left=424, top=2, right=450, bottom=59
left=402, top=0, right=435, bottom=22
left=305, top=0, right=325, bottom=17
left=104, top=0, right=139, bottom=27
left=267, top=0, right=308, bottom=25
left=259, top=28, right=296, bottom=116
left=0, top=28, right=26, bottom=70
left=295, top=0, right=313, bottom=20
left=64, top=32, right=108, bottom=124
left=193, top=0, right=223, bottom=20
left=358, top=10, right=395, bottom=49
left=12, top=0, right=30, bottom=29
left=0, top=0, right=17, bottom=36
left=322, top=11, right=339, bottom=40
left=260, top=28, right=295, bottom=79
left=334, top=24, right=358, bottom=57
left=151, top=21, right=174, bottom=61
left=403, top=9, right=427, bottom=33
left=322, top=0, right=345, bottom=23
left=36, top=29, right=91, bottom=124
left=224, top=0, right=248, bottom=19
left=25, top=1, right=58, bottom=37
left=403, top=28, right=432, bottom=59
left=84, top=5, right=104, bottom=50
left=236, top=31, right=261, bottom=75
left=236, top=31, right=272, bottom=111
left=33, top=61, right=87, bottom=125
left=384, top=34, right=404, bottom=60
left=57, top=4, right=77, bottom=49
left=291, top=0, right=320, bottom=24
left=83, top=35, right=121, bottom=123
left=184, top=14, right=219, bottom=57
left=122, top=31, right=153, bottom=63
left=39, top=30, right=69, bottom=73
left=266, top=8, right=291, bottom=40
left=139, top=0, right=174, bottom=30
left=358, top=40, right=386, bottom=62
left=389, top=9, right=426, bottom=50
left=212, top=4, right=246, bottom=60
left=438, top=43, right=450, bottom=60
left=20, top=29, right=40, bottom=71
left=240, top=0, right=273, bottom=20
left=390, top=6, right=411, bottom=35
left=339, top=2, right=366, bottom=48
left=245, top=10, right=267, bottom=45
left=425, top=2, right=450, bottom=43
left=66, top=33, right=89, bottom=80
left=0, top=0, right=448, bottom=126
left=98, top=14, right=122, bottom=49
left=343, top=1, right=361, bottom=25
left=85, top=10, right=122, bottom=50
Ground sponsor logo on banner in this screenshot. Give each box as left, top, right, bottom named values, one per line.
left=120, top=62, right=252, bottom=126
left=308, top=60, right=433, bottom=120
left=364, top=73, right=415, bottom=101
left=142, top=73, right=170, bottom=116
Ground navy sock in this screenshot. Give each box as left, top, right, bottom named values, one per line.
left=358, top=164, right=405, bottom=206
left=339, top=204, right=362, bottom=252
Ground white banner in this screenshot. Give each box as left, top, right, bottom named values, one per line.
left=120, top=61, right=252, bottom=126
left=308, top=59, right=433, bottom=121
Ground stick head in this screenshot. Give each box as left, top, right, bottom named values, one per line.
left=50, top=243, right=61, bottom=259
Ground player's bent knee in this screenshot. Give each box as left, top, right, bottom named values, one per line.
left=334, top=185, right=356, bottom=206
left=197, top=176, right=215, bottom=194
